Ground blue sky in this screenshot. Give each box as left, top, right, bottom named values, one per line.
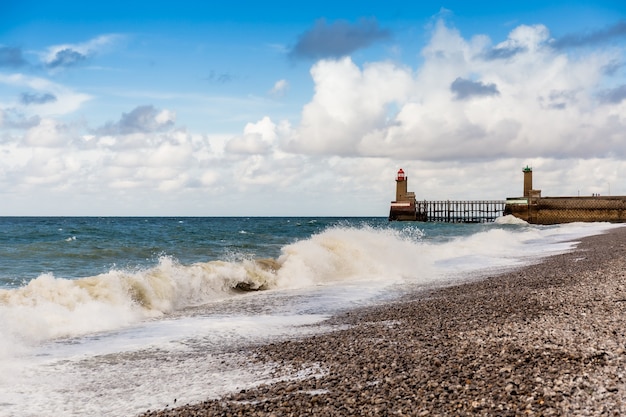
left=1, top=1, right=626, bottom=215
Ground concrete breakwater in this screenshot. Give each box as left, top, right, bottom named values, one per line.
left=504, top=166, right=626, bottom=224
left=504, top=196, right=626, bottom=224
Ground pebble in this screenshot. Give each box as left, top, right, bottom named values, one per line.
left=137, top=227, right=626, bottom=416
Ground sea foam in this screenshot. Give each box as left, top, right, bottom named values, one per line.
left=0, top=221, right=620, bottom=349
left=0, top=220, right=622, bottom=417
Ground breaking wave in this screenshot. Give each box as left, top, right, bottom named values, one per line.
left=0, top=221, right=617, bottom=349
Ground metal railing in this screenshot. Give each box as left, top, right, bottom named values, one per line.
left=417, top=200, right=507, bottom=223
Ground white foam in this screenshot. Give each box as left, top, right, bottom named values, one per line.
left=0, top=222, right=620, bottom=349
left=0, top=221, right=621, bottom=417
left=0, top=316, right=320, bottom=416
left=0, top=256, right=280, bottom=345
left=0, top=313, right=329, bottom=417
left=494, top=214, right=529, bottom=225
left=275, top=225, right=430, bottom=287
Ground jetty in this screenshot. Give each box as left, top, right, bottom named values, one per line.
left=416, top=200, right=506, bottom=223
left=388, top=169, right=505, bottom=223
left=389, top=167, right=626, bottom=224
left=504, top=167, right=626, bottom=224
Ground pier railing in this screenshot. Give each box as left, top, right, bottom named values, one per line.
left=417, top=200, right=507, bottom=223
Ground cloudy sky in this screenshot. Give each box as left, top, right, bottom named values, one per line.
left=1, top=1, right=626, bottom=216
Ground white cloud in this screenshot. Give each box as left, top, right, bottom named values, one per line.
left=493, top=24, right=550, bottom=55
left=282, top=57, right=414, bottom=155
left=200, top=170, right=219, bottom=186
left=157, top=173, right=189, bottom=192
left=225, top=116, right=277, bottom=154
left=97, top=105, right=176, bottom=137
left=22, top=118, right=72, bottom=147
left=147, top=140, right=193, bottom=167
left=0, top=104, right=216, bottom=200
left=0, top=73, right=92, bottom=116
left=279, top=20, right=626, bottom=162
left=2, top=20, right=626, bottom=215
left=155, top=109, right=176, bottom=125
left=270, top=79, right=289, bottom=96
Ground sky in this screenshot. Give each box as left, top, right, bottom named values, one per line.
left=1, top=1, right=626, bottom=216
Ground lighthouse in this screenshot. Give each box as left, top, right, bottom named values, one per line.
left=523, top=166, right=532, bottom=197
left=522, top=165, right=541, bottom=199
left=389, top=168, right=421, bottom=221
left=396, top=168, right=408, bottom=201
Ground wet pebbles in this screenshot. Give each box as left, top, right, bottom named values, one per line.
left=139, top=226, right=626, bottom=416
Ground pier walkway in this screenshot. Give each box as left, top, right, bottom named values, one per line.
left=416, top=200, right=506, bottom=223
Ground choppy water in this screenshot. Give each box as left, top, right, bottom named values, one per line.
left=0, top=216, right=619, bottom=416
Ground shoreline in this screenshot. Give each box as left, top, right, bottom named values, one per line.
left=140, top=226, right=626, bottom=416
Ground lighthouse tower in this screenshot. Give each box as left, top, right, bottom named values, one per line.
left=522, top=165, right=541, bottom=199
left=389, top=168, right=419, bottom=221
left=396, top=168, right=408, bottom=201
left=523, top=166, right=532, bottom=197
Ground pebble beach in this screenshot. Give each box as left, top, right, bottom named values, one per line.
left=139, top=226, right=626, bottom=416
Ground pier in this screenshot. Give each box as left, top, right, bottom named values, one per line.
left=388, top=169, right=506, bottom=223
left=389, top=166, right=626, bottom=224
left=417, top=200, right=506, bottom=223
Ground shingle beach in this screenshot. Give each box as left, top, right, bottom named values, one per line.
left=139, top=226, right=626, bottom=416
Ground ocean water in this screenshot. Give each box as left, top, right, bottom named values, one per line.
left=0, top=216, right=620, bottom=417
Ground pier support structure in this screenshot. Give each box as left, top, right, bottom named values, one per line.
left=389, top=169, right=504, bottom=222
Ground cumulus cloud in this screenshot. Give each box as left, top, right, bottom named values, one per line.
left=0, top=46, right=27, bottom=67
left=20, top=92, right=57, bottom=105
left=483, top=24, right=550, bottom=61
left=22, top=118, right=73, bottom=147
left=450, top=77, right=499, bottom=100
left=289, top=18, right=390, bottom=60
left=282, top=57, right=413, bottom=155
left=4, top=19, right=626, bottom=215
left=279, top=20, right=626, bottom=162
left=97, top=105, right=176, bottom=135
left=41, top=34, right=121, bottom=69
left=0, top=102, right=216, bottom=203
left=225, top=116, right=277, bottom=154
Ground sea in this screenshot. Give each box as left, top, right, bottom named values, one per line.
left=0, top=216, right=620, bottom=417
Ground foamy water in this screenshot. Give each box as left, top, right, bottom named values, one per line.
left=0, top=217, right=620, bottom=416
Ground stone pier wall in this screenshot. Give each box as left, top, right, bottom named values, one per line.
left=505, top=196, right=626, bottom=224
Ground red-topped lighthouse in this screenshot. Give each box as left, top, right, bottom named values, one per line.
left=389, top=168, right=421, bottom=221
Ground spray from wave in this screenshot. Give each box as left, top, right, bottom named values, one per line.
left=495, top=214, right=530, bottom=225
left=0, top=225, right=426, bottom=344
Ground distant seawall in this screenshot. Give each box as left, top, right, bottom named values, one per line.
left=504, top=196, right=626, bottom=224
